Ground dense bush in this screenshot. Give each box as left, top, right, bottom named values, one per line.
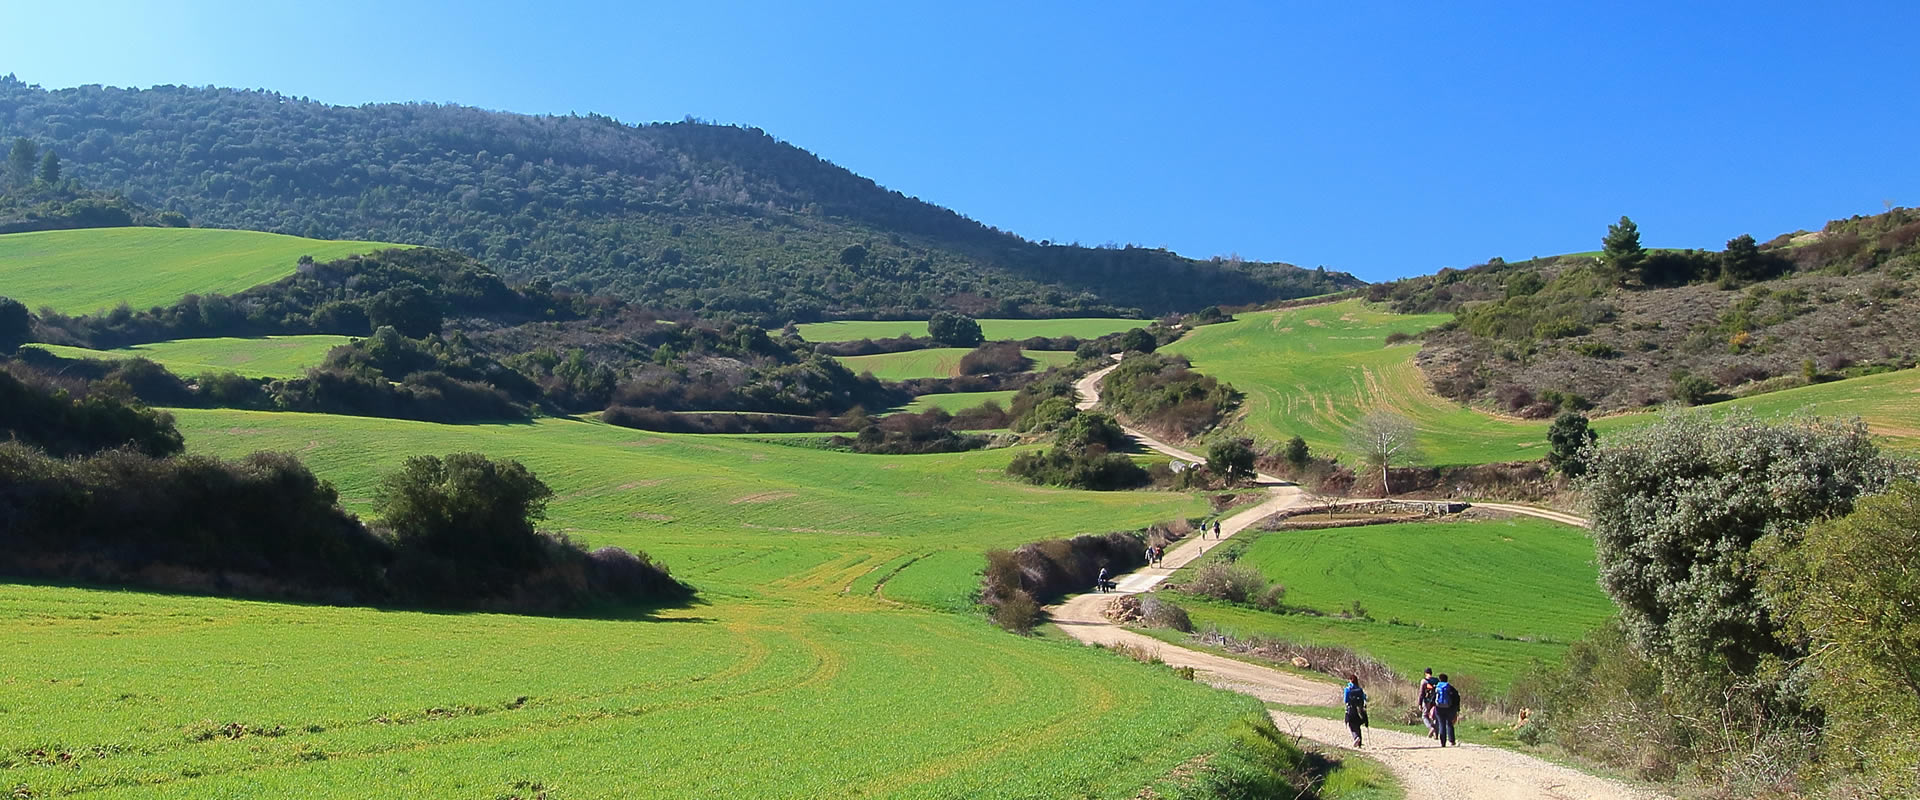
left=1139, top=594, right=1193, bottom=632
left=1182, top=563, right=1270, bottom=605
left=981, top=530, right=1148, bottom=612
left=0, top=365, right=183, bottom=457
left=829, top=408, right=992, bottom=455
left=956, top=341, right=1030, bottom=375
left=1006, top=446, right=1149, bottom=490
left=1098, top=352, right=1241, bottom=439
left=927, top=312, right=985, bottom=347
left=813, top=334, right=935, bottom=356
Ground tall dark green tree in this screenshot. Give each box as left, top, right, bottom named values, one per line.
left=1600, top=215, right=1645, bottom=285
left=1717, top=233, right=1786, bottom=284
left=1207, top=437, right=1257, bottom=484
left=6, top=137, right=36, bottom=188
left=0, top=296, right=29, bottom=353
left=1545, top=411, right=1596, bottom=477
left=36, top=148, right=58, bottom=185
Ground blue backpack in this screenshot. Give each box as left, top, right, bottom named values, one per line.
left=1434, top=681, right=1458, bottom=709
left=1343, top=684, right=1366, bottom=707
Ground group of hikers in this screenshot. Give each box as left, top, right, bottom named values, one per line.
left=1341, top=668, right=1464, bottom=749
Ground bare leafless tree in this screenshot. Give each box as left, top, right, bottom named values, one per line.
left=1347, top=411, right=1425, bottom=496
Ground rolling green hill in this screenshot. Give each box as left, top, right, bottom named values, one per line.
left=904, top=389, right=1018, bottom=413
left=1167, top=299, right=1920, bottom=464
left=1169, top=517, right=1615, bottom=689
left=27, top=334, right=350, bottom=378
left=0, top=227, right=400, bottom=314
left=796, top=317, right=1149, bottom=343
left=0, top=408, right=1281, bottom=798
left=836, top=348, right=1077, bottom=381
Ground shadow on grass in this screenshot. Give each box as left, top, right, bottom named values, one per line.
left=0, top=574, right=712, bottom=624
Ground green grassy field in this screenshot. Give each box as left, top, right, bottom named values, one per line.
left=1168, top=518, right=1614, bottom=690
left=0, top=409, right=1281, bottom=798
left=796, top=317, right=1148, bottom=343
left=902, top=389, right=1018, bottom=413
left=837, top=348, right=1077, bottom=381
left=1165, top=299, right=1920, bottom=464
left=0, top=227, right=402, bottom=314
left=27, top=335, right=351, bottom=378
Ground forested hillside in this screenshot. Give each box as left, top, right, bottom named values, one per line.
left=0, top=77, right=1359, bottom=321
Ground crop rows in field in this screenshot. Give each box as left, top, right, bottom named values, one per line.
left=0, top=227, right=403, bottom=314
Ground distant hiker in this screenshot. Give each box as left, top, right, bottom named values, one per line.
left=1212, top=520, right=1221, bottom=538
left=1417, top=668, right=1439, bottom=739
left=1342, top=674, right=1369, bottom=748
left=1096, top=567, right=1108, bottom=592
left=1432, top=673, right=1461, bottom=747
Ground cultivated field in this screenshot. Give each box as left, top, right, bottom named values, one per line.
left=1166, top=300, right=1920, bottom=464
left=0, top=227, right=402, bottom=314
left=903, top=389, right=1017, bottom=413
left=836, top=348, right=1077, bottom=381
left=27, top=335, right=351, bottom=378
left=795, top=317, right=1148, bottom=342
left=0, top=409, right=1266, bottom=798
left=1168, top=517, right=1613, bottom=689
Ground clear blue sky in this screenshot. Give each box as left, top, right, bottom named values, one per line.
left=4, top=1, right=1915, bottom=281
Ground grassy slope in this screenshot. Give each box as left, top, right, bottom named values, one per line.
left=0, top=410, right=1262, bottom=798
left=27, top=335, right=351, bottom=378
left=0, top=227, right=401, bottom=313
left=904, top=389, right=1018, bottom=413
left=1166, top=299, right=1920, bottom=464
left=796, top=317, right=1148, bottom=342
left=1172, top=518, right=1614, bottom=690
left=837, top=348, right=1076, bottom=381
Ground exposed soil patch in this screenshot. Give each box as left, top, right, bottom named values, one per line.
left=729, top=491, right=796, bottom=504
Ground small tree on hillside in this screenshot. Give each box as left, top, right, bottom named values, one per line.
left=1600, top=215, right=1645, bottom=285
left=1582, top=410, right=1899, bottom=682
left=376, top=453, right=557, bottom=596
left=36, top=149, right=59, bottom=186
left=1283, top=435, right=1311, bottom=469
left=0, top=296, right=30, bottom=353
left=1762, top=481, right=1920, bottom=797
left=6, top=138, right=37, bottom=188
left=927, top=311, right=984, bottom=347
left=1545, top=411, right=1597, bottom=477
left=1347, top=411, right=1424, bottom=496
left=1207, top=437, right=1256, bottom=485
left=1118, top=327, right=1157, bottom=354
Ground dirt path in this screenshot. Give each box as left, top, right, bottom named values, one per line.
left=1057, top=362, right=1650, bottom=799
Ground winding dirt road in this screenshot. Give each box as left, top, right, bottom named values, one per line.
left=1056, top=362, right=1659, bottom=799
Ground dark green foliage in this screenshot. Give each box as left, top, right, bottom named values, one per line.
left=1207, top=437, right=1257, bottom=483
left=1668, top=371, right=1714, bottom=405
left=1634, top=249, right=1718, bottom=287
left=828, top=408, right=991, bottom=455
left=0, top=296, right=28, bottom=353
left=1719, top=233, right=1790, bottom=284
left=982, top=530, right=1147, bottom=609
left=837, top=243, right=867, bottom=267
left=5, top=137, right=35, bottom=187
left=1118, top=327, right=1157, bottom=353
left=1601, top=215, right=1645, bottom=284
left=365, top=282, right=443, bottom=337
left=926, top=311, right=984, bottom=347
left=1580, top=411, right=1899, bottom=679
left=1544, top=412, right=1596, bottom=477
left=1054, top=411, right=1127, bottom=450
left=375, top=453, right=553, bottom=587
left=0, top=182, right=143, bottom=234
left=1006, top=446, right=1149, bottom=490
left=1504, top=269, right=1545, bottom=298
left=0, top=366, right=183, bottom=457
left=1763, top=481, right=1920, bottom=795
left=1099, top=353, right=1241, bottom=439
left=0, top=78, right=1360, bottom=319
left=1282, top=435, right=1310, bottom=469
left=36, top=148, right=57, bottom=185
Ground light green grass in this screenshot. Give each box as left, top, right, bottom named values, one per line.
left=0, top=410, right=1274, bottom=798
left=0, top=227, right=403, bottom=314
left=1171, top=518, right=1614, bottom=690
left=796, top=317, right=1147, bottom=342
left=837, top=348, right=1077, bottom=381
left=903, top=390, right=1018, bottom=413
left=1165, top=299, right=1920, bottom=464
left=26, top=335, right=351, bottom=378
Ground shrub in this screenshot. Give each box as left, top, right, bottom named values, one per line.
left=957, top=341, right=1030, bottom=375
left=1006, top=446, right=1149, bottom=490
left=1184, top=563, right=1268, bottom=604
left=1255, top=583, right=1287, bottom=611
left=927, top=311, right=984, bottom=347
left=1668, top=371, right=1715, bottom=405
left=1282, top=435, right=1310, bottom=469
left=1140, top=594, right=1193, bottom=632
left=990, top=589, right=1040, bottom=633
left=1207, top=437, right=1257, bottom=484
left=0, top=365, right=184, bottom=457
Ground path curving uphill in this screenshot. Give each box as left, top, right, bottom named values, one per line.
left=1057, top=361, right=1651, bottom=799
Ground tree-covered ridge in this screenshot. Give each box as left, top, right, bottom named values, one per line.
left=0, top=77, right=1361, bottom=321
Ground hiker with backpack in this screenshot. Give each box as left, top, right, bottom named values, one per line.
left=1432, top=673, right=1461, bottom=747
left=1342, top=673, right=1369, bottom=748
left=1417, top=668, right=1439, bottom=738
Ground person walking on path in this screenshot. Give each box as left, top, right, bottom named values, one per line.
left=1212, top=520, right=1221, bottom=539
left=1432, top=673, right=1462, bottom=747
left=1342, top=674, right=1369, bottom=748
left=1417, top=668, right=1439, bottom=739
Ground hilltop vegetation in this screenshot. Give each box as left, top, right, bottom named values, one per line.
left=1376, top=208, right=1920, bottom=415
left=0, top=77, right=1360, bottom=321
